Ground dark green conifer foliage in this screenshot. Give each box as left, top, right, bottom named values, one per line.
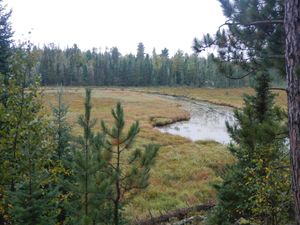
left=101, top=103, right=159, bottom=225
left=247, top=72, right=276, bottom=123
left=135, top=43, right=145, bottom=86
left=50, top=86, right=72, bottom=224
left=35, top=42, right=264, bottom=88
left=207, top=74, right=291, bottom=224
left=68, top=88, right=111, bottom=225
left=0, top=0, right=13, bottom=78
left=7, top=117, right=58, bottom=225
left=0, top=0, right=13, bottom=112
left=51, top=86, right=71, bottom=161
left=0, top=45, right=59, bottom=225
left=193, top=0, right=285, bottom=78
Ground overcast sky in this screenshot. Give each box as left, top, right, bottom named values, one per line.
left=4, top=0, right=226, bottom=55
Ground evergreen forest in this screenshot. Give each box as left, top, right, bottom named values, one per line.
left=34, top=44, right=285, bottom=88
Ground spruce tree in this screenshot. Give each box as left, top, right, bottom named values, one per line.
left=0, top=45, right=59, bottom=225
left=135, top=43, right=145, bottom=85
left=207, top=73, right=291, bottom=224
left=101, top=102, right=159, bottom=225
left=0, top=0, right=13, bottom=77
left=7, top=115, right=58, bottom=225
left=68, top=88, right=111, bottom=225
left=51, top=86, right=71, bottom=161
left=0, top=1, right=13, bottom=185
left=50, top=86, right=72, bottom=224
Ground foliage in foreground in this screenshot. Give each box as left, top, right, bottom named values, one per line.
left=101, top=102, right=159, bottom=224
left=0, top=48, right=159, bottom=224
left=62, top=89, right=159, bottom=225
left=206, top=73, right=292, bottom=225
left=67, top=88, right=112, bottom=225
left=0, top=45, right=59, bottom=225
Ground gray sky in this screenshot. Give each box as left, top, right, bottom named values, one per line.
left=4, top=0, right=225, bottom=55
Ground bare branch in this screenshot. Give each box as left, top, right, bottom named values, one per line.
left=266, top=55, right=285, bottom=59
left=194, top=19, right=284, bottom=53
left=223, top=69, right=256, bottom=80
left=133, top=204, right=214, bottom=225
left=225, top=19, right=284, bottom=27
left=270, top=87, right=287, bottom=92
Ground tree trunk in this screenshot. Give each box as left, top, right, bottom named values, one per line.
left=114, top=200, right=119, bottom=225
left=114, top=139, right=121, bottom=225
left=285, top=0, right=300, bottom=224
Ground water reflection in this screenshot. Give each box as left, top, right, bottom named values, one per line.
left=157, top=96, right=235, bottom=144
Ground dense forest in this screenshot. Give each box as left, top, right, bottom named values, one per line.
left=35, top=44, right=284, bottom=88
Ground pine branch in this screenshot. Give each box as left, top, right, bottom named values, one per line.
left=266, top=55, right=285, bottom=59
left=269, top=87, right=287, bottom=92
left=194, top=18, right=284, bottom=54
left=224, top=19, right=284, bottom=27
left=223, top=69, right=256, bottom=80
left=107, top=162, right=118, bottom=171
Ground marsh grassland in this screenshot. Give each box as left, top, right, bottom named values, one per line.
left=42, top=87, right=286, bottom=220
left=132, top=86, right=287, bottom=109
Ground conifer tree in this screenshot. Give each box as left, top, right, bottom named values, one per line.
left=7, top=115, right=58, bottom=225
left=207, top=73, right=291, bottom=224
left=0, top=44, right=59, bottom=225
left=193, top=2, right=300, bottom=222
left=193, top=0, right=285, bottom=77
left=0, top=0, right=13, bottom=78
left=50, top=86, right=72, bottom=224
left=68, top=88, right=111, bottom=225
left=101, top=102, right=159, bottom=225
left=51, top=86, right=71, bottom=161
left=135, top=43, right=145, bottom=85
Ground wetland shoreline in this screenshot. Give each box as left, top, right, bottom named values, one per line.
left=143, top=92, right=235, bottom=144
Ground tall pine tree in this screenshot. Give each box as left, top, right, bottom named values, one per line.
left=101, top=102, right=159, bottom=225
left=67, top=88, right=111, bottom=225
left=193, top=2, right=300, bottom=222
left=207, top=73, right=291, bottom=224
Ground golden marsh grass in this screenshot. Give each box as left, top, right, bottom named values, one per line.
left=131, top=86, right=287, bottom=109
left=43, top=87, right=262, bottom=219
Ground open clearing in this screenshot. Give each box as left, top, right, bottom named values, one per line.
left=42, top=87, right=286, bottom=220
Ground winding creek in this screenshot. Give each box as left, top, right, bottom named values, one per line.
left=155, top=95, right=236, bottom=144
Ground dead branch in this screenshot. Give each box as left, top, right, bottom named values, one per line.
left=133, top=204, right=214, bottom=225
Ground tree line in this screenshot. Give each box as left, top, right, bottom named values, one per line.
left=35, top=43, right=284, bottom=88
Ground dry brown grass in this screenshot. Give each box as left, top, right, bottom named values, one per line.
left=131, top=87, right=287, bottom=109
left=42, top=87, right=236, bottom=220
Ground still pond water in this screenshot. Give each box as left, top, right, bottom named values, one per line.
left=156, top=95, right=235, bottom=144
